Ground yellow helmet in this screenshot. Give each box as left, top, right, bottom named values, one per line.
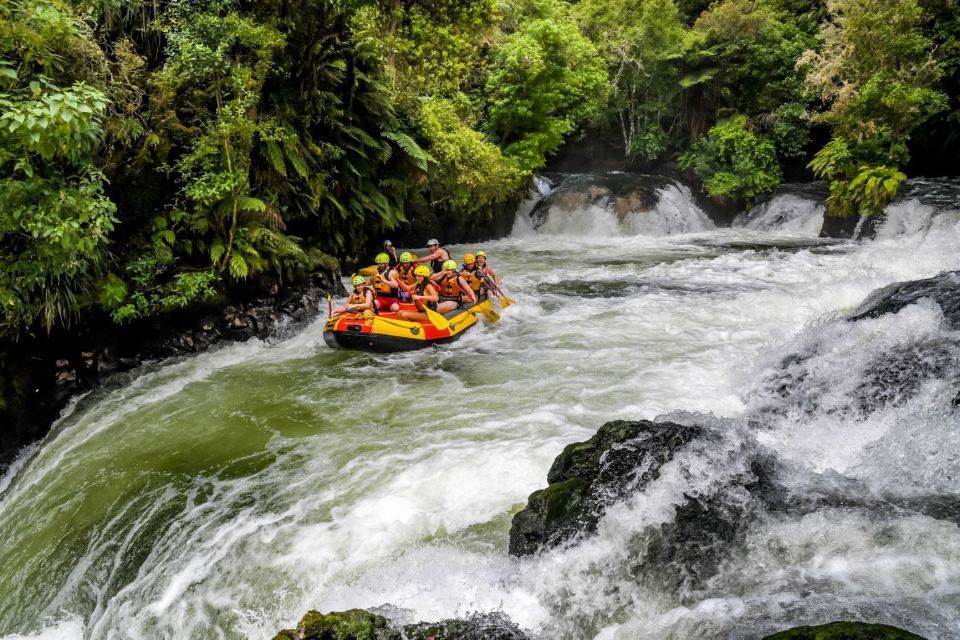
left=399, top=251, right=413, bottom=263
left=413, top=265, right=430, bottom=277
left=476, top=250, right=487, bottom=258
left=375, top=252, right=390, bottom=264
left=351, top=275, right=366, bottom=286
left=463, top=253, right=476, bottom=264
left=442, top=259, right=457, bottom=270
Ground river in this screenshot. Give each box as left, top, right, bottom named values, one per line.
left=1, top=176, right=958, bottom=639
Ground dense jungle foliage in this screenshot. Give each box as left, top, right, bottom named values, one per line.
left=2, top=0, right=959, bottom=341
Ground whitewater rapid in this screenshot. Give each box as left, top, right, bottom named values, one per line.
left=1, top=178, right=959, bottom=639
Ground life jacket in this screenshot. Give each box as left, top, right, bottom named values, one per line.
left=460, top=265, right=484, bottom=294
left=430, top=247, right=450, bottom=274
left=414, top=280, right=438, bottom=311
left=348, top=288, right=376, bottom=314
left=371, top=268, right=396, bottom=296
left=436, top=272, right=462, bottom=300
left=396, top=263, right=417, bottom=287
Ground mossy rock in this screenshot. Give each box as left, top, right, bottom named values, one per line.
left=278, top=609, right=400, bottom=640
left=509, top=420, right=704, bottom=556
left=762, top=621, right=926, bottom=640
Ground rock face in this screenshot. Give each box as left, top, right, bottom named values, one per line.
left=508, top=420, right=705, bottom=556
left=404, top=612, right=529, bottom=640
left=0, top=270, right=341, bottom=471
left=273, top=610, right=530, bottom=640
left=848, top=270, right=960, bottom=327
left=762, top=621, right=926, bottom=640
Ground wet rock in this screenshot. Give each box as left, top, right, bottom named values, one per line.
left=272, top=609, right=399, bottom=640
left=819, top=213, right=860, bottom=239
left=762, top=620, right=926, bottom=639
left=509, top=420, right=704, bottom=556
left=403, top=612, right=529, bottom=640
left=528, top=173, right=675, bottom=229
left=849, top=271, right=960, bottom=327
left=273, top=610, right=530, bottom=640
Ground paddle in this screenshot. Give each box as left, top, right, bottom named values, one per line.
left=483, top=275, right=514, bottom=308
left=327, top=294, right=333, bottom=317
left=470, top=300, right=500, bottom=323
left=395, top=280, right=449, bottom=332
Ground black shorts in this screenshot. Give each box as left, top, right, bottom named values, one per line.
left=439, top=296, right=463, bottom=309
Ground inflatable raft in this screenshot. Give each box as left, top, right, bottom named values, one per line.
left=323, top=299, right=500, bottom=352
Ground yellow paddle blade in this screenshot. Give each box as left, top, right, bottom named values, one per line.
left=423, top=305, right=450, bottom=332
left=474, top=304, right=500, bottom=322
left=499, top=295, right=514, bottom=308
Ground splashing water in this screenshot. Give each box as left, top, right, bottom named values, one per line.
left=1, top=176, right=959, bottom=639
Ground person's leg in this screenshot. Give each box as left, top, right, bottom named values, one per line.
left=436, top=300, right=458, bottom=313
left=397, top=310, right=428, bottom=322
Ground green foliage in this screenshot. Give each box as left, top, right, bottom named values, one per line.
left=808, top=138, right=906, bottom=217
left=416, top=98, right=523, bottom=216
left=0, top=0, right=116, bottom=337
left=486, top=5, right=609, bottom=171
left=802, top=0, right=946, bottom=142
left=679, top=116, right=782, bottom=201
left=575, top=0, right=686, bottom=161
left=801, top=0, right=945, bottom=217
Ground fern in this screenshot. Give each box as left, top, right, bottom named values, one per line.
left=383, top=130, right=436, bottom=171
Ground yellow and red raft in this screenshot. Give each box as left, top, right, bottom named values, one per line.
left=322, top=299, right=501, bottom=352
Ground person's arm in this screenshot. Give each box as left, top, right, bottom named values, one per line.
left=457, top=276, right=477, bottom=304
left=414, top=283, right=439, bottom=304
left=386, top=244, right=398, bottom=263
left=381, top=268, right=400, bottom=288
left=415, top=249, right=443, bottom=264
left=485, top=267, right=500, bottom=288
left=347, top=291, right=375, bottom=312
left=428, top=272, right=444, bottom=285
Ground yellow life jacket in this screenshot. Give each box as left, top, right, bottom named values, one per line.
left=348, top=290, right=368, bottom=305
left=396, top=264, right=417, bottom=287
left=371, top=269, right=396, bottom=296
left=460, top=266, right=484, bottom=294
left=437, top=273, right=461, bottom=298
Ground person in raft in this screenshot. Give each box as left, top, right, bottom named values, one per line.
left=474, top=250, right=501, bottom=290
left=395, top=251, right=418, bottom=302
left=397, top=265, right=439, bottom=322
left=415, top=238, right=450, bottom=274
left=430, top=259, right=477, bottom=312
left=334, top=275, right=376, bottom=318
left=370, top=252, right=401, bottom=312
left=459, top=253, right=487, bottom=301
left=382, top=239, right=399, bottom=264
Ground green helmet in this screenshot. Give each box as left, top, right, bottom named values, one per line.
left=375, top=252, right=390, bottom=264
left=399, top=251, right=413, bottom=263
left=442, top=259, right=457, bottom=270
left=476, top=250, right=487, bottom=258
left=351, top=275, right=366, bottom=286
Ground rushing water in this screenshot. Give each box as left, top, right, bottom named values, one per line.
left=1, top=176, right=959, bottom=639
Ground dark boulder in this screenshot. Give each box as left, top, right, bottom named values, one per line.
left=273, top=610, right=530, bottom=640
left=762, top=620, right=926, bottom=639
left=509, top=420, right=705, bottom=556
left=404, top=612, right=529, bottom=640
left=848, top=271, right=960, bottom=327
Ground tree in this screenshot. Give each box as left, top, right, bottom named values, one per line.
left=801, top=0, right=947, bottom=216
left=575, top=0, right=687, bottom=161
left=486, top=5, right=609, bottom=171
